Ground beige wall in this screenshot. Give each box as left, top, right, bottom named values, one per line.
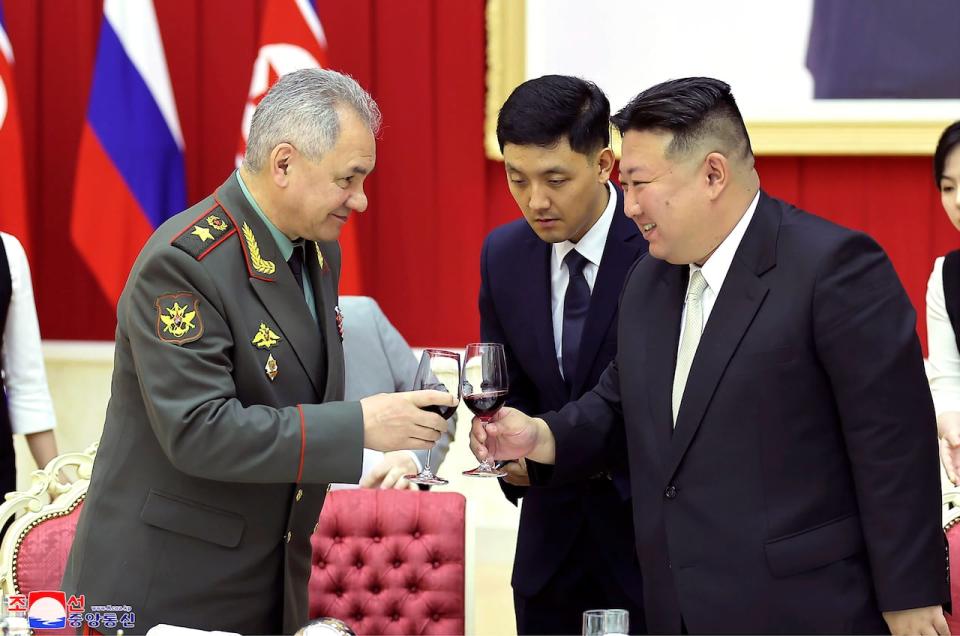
left=13, top=340, right=521, bottom=636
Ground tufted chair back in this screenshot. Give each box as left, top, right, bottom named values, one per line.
left=1, top=444, right=97, bottom=599
left=309, top=489, right=466, bottom=635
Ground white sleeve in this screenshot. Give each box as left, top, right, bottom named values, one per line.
left=1, top=234, right=57, bottom=434
left=925, top=256, right=960, bottom=416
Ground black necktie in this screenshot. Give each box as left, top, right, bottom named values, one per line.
left=561, top=250, right=591, bottom=389
left=288, top=244, right=305, bottom=293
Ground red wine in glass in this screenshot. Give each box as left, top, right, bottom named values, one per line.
left=463, top=390, right=508, bottom=418
left=462, top=343, right=509, bottom=478
left=405, top=350, right=460, bottom=486
left=421, top=382, right=459, bottom=420
left=422, top=404, right=459, bottom=420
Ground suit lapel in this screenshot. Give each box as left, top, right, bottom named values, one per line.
left=663, top=193, right=780, bottom=483
left=571, top=190, right=642, bottom=396
left=524, top=237, right=567, bottom=400
left=305, top=240, right=342, bottom=401
left=645, top=263, right=687, bottom=459
left=214, top=174, right=326, bottom=397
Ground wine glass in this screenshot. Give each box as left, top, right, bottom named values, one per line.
left=582, top=609, right=629, bottom=636
left=404, top=349, right=461, bottom=486
left=462, top=342, right=509, bottom=478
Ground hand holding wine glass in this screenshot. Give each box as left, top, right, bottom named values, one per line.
left=405, top=349, right=461, bottom=486
left=462, top=342, right=510, bottom=477
left=469, top=406, right=544, bottom=465
left=359, top=389, right=454, bottom=452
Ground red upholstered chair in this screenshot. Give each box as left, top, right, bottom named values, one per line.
left=0, top=444, right=97, bottom=598
left=309, top=489, right=466, bottom=636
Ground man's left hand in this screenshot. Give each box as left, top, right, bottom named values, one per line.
left=360, top=452, right=419, bottom=490
left=882, top=605, right=949, bottom=636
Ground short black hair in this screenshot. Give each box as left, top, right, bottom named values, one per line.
left=934, top=121, right=960, bottom=186
left=496, top=75, right=610, bottom=156
left=612, top=77, right=753, bottom=161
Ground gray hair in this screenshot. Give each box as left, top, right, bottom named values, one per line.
left=243, top=68, right=381, bottom=172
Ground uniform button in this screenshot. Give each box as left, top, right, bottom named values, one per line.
left=285, top=531, right=292, bottom=543
left=296, top=488, right=303, bottom=502
left=664, top=485, right=678, bottom=499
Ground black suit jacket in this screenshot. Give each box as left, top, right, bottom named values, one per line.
left=542, top=192, right=948, bottom=633
left=479, top=186, right=647, bottom=599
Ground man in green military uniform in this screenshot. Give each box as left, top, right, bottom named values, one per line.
left=62, top=69, right=454, bottom=634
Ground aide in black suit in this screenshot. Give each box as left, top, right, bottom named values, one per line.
left=472, top=77, right=949, bottom=634
left=480, top=75, right=647, bottom=635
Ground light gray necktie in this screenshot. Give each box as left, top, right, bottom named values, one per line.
left=672, top=269, right=708, bottom=426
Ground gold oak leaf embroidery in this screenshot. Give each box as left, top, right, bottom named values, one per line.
left=242, top=222, right=276, bottom=275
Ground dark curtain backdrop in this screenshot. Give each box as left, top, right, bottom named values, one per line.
left=2, top=0, right=956, bottom=350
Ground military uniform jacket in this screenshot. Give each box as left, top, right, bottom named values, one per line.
left=62, top=173, right=364, bottom=635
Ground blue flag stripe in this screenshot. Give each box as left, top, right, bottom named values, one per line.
left=87, top=20, right=186, bottom=229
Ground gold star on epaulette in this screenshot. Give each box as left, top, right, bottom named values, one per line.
left=191, top=225, right=214, bottom=242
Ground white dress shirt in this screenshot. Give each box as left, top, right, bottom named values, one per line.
left=551, top=181, right=617, bottom=376
left=925, top=256, right=960, bottom=417
left=678, top=191, right=760, bottom=346
left=1, top=233, right=57, bottom=435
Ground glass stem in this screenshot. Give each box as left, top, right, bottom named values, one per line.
left=480, top=417, right=492, bottom=468
left=424, top=447, right=433, bottom=472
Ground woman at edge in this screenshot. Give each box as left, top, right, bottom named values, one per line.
left=0, top=232, right=59, bottom=498
left=925, top=120, right=960, bottom=484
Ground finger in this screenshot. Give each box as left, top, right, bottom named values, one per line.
left=380, top=467, right=402, bottom=490
left=935, top=614, right=950, bottom=636
left=411, top=425, right=442, bottom=443
left=947, top=428, right=960, bottom=447
left=407, top=389, right=458, bottom=408
left=411, top=411, right=447, bottom=434
left=472, top=418, right=487, bottom=443
left=487, top=407, right=510, bottom=423
left=469, top=436, right=485, bottom=458
left=360, top=463, right=388, bottom=489
left=472, top=441, right=488, bottom=461
left=950, top=450, right=960, bottom=484
left=942, top=445, right=959, bottom=484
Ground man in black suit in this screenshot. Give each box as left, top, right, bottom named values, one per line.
left=472, top=77, right=949, bottom=635
left=479, top=75, right=647, bottom=635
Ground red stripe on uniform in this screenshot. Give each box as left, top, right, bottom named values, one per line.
left=197, top=227, right=237, bottom=261
left=169, top=202, right=224, bottom=244
left=296, top=404, right=306, bottom=482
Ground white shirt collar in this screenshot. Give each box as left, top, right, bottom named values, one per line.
left=690, top=190, right=761, bottom=295
left=553, top=181, right=617, bottom=267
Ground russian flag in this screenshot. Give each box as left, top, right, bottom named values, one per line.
left=237, top=0, right=365, bottom=296
left=0, top=0, right=32, bottom=263
left=70, top=0, right=185, bottom=306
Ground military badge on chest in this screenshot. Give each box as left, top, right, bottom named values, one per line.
left=155, top=293, right=203, bottom=345
left=251, top=321, right=283, bottom=381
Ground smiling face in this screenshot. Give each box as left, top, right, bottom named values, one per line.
left=941, top=145, right=960, bottom=232
left=279, top=106, right=377, bottom=242
left=619, top=129, right=730, bottom=265
left=502, top=138, right=614, bottom=244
